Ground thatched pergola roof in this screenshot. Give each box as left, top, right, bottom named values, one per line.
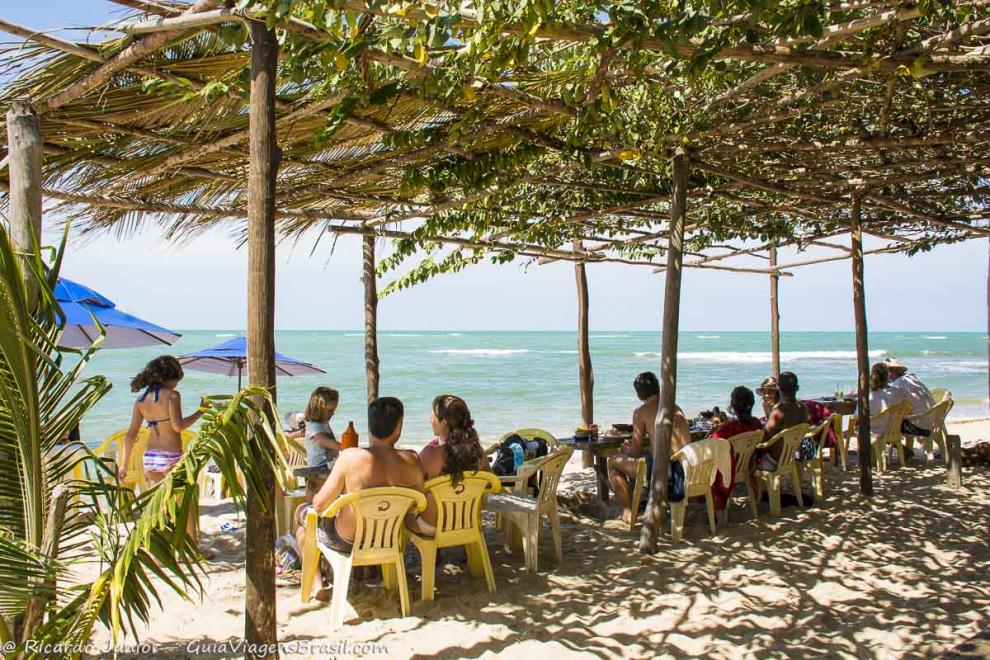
left=1, top=0, right=988, bottom=290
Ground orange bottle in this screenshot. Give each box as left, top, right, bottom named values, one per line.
left=341, top=421, right=359, bottom=450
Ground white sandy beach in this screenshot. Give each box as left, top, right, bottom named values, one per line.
left=78, top=417, right=990, bottom=659
left=951, top=416, right=990, bottom=447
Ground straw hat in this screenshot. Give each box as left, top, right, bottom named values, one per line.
left=756, top=376, right=778, bottom=395
left=883, top=357, right=908, bottom=372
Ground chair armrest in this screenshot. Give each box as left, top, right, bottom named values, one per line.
left=305, top=507, right=319, bottom=542
left=756, top=435, right=780, bottom=451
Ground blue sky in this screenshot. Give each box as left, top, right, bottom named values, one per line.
left=6, top=2, right=989, bottom=332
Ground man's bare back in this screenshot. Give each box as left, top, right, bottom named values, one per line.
left=633, top=396, right=691, bottom=457
left=313, top=443, right=424, bottom=541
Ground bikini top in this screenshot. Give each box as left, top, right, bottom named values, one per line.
left=139, top=385, right=170, bottom=435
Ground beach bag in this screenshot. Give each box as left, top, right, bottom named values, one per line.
left=667, top=460, right=685, bottom=503
left=492, top=434, right=527, bottom=476
left=797, top=437, right=817, bottom=461
left=525, top=437, right=549, bottom=460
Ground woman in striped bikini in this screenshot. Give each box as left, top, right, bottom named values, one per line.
left=120, top=356, right=207, bottom=544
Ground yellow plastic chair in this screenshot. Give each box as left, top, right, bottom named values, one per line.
left=627, top=456, right=649, bottom=532
left=831, top=412, right=848, bottom=471
left=669, top=445, right=720, bottom=542
left=488, top=428, right=559, bottom=455
left=300, top=487, right=426, bottom=627
left=408, top=471, right=501, bottom=601
left=930, top=388, right=951, bottom=403
left=485, top=446, right=573, bottom=572
left=870, top=400, right=912, bottom=473
left=94, top=428, right=196, bottom=496
left=722, top=430, right=764, bottom=522
left=755, top=424, right=810, bottom=517
left=907, top=397, right=954, bottom=466
left=797, top=416, right=836, bottom=500
left=274, top=440, right=310, bottom=536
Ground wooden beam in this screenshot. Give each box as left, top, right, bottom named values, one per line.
left=706, top=7, right=921, bottom=108
left=574, top=240, right=595, bottom=471
left=640, top=147, right=688, bottom=554
left=38, top=0, right=221, bottom=114
left=363, top=233, right=380, bottom=403
left=115, top=7, right=245, bottom=34
left=775, top=243, right=904, bottom=269
left=770, top=246, right=781, bottom=379
left=866, top=193, right=990, bottom=237
left=0, top=16, right=216, bottom=95
left=6, top=99, right=43, bottom=301
left=850, top=194, right=873, bottom=497
left=244, top=21, right=278, bottom=659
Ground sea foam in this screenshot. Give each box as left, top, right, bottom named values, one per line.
left=429, top=348, right=530, bottom=356
left=634, top=349, right=887, bottom=363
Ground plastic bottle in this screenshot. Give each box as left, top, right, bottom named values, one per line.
left=341, top=421, right=358, bottom=450
left=510, top=444, right=525, bottom=472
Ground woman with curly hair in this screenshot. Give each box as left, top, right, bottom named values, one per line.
left=411, top=395, right=491, bottom=536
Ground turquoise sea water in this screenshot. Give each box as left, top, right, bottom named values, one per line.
left=78, top=331, right=988, bottom=450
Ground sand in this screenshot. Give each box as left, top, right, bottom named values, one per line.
left=76, top=424, right=990, bottom=660
left=951, top=417, right=990, bottom=447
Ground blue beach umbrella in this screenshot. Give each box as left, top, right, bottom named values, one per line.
left=179, top=335, right=325, bottom=389
left=55, top=277, right=181, bottom=349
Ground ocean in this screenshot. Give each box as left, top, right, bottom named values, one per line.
left=77, top=331, right=988, bottom=450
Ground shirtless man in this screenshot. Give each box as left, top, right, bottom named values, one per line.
left=310, top=397, right=424, bottom=554
left=608, top=372, right=690, bottom=525
left=762, top=371, right=810, bottom=463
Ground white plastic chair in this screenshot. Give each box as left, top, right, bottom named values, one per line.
left=485, top=447, right=573, bottom=572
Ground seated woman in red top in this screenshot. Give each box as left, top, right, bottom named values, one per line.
left=710, top=386, right=763, bottom=510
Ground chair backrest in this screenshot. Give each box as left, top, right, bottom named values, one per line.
left=671, top=446, right=718, bottom=496
left=728, top=430, right=764, bottom=484
left=423, top=471, right=500, bottom=543
left=928, top=397, right=954, bottom=424
left=96, top=428, right=195, bottom=490
left=515, top=446, right=573, bottom=509
left=322, top=486, right=426, bottom=563
left=498, top=428, right=559, bottom=451
left=805, top=416, right=834, bottom=458
left=281, top=437, right=308, bottom=488
left=765, top=423, right=811, bottom=472
left=878, top=400, right=912, bottom=444
left=930, top=388, right=951, bottom=403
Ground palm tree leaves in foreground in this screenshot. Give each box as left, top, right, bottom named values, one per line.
left=0, top=221, right=291, bottom=657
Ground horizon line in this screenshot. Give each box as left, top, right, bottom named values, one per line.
left=165, top=328, right=989, bottom=334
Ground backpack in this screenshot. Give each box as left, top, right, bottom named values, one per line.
left=491, top=434, right=550, bottom=477
left=492, top=434, right=526, bottom=476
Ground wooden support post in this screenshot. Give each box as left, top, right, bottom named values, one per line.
left=6, top=99, right=43, bottom=298
left=769, top=246, right=781, bottom=378
left=850, top=194, right=873, bottom=497
left=640, top=148, right=688, bottom=553
left=21, top=485, right=69, bottom=642
left=363, top=232, right=380, bottom=403
left=946, top=434, right=962, bottom=489
left=574, top=240, right=596, bottom=471
left=244, top=21, right=279, bottom=659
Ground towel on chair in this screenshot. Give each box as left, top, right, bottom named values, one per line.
left=679, top=437, right=732, bottom=486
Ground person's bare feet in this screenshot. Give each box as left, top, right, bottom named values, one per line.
left=619, top=510, right=632, bottom=526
